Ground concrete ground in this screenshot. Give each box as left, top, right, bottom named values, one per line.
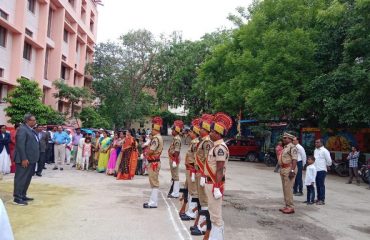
left=0, top=137, right=369, bottom=240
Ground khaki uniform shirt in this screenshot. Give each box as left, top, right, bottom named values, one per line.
left=279, top=143, right=298, bottom=165
left=169, top=134, right=181, bottom=156
left=205, top=139, right=229, bottom=177
left=195, top=135, right=214, bottom=171
left=149, top=134, right=164, bottom=157
left=185, top=138, right=199, bottom=165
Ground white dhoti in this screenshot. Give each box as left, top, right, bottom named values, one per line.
left=0, top=149, right=11, bottom=174
left=0, top=199, right=14, bottom=240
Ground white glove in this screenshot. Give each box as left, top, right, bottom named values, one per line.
left=200, top=177, right=206, bottom=187
left=191, top=172, right=195, bottom=182
left=213, top=187, right=222, bottom=199
left=172, top=161, right=177, bottom=168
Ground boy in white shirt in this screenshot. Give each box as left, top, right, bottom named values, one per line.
left=305, top=156, right=317, bottom=205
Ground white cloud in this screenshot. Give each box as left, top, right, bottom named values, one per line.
left=97, top=0, right=252, bottom=42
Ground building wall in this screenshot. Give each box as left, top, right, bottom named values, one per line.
left=0, top=0, right=99, bottom=126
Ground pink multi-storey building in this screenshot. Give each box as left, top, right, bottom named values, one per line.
left=0, top=0, right=99, bottom=125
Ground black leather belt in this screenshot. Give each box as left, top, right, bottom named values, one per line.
left=206, top=176, right=225, bottom=182
left=148, top=159, right=160, bottom=163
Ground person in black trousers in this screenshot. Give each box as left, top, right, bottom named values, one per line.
left=13, top=114, right=40, bottom=206
left=35, top=125, right=49, bottom=176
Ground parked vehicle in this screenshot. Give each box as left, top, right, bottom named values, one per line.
left=225, top=138, right=259, bottom=162
left=264, top=149, right=277, bottom=167
left=331, top=158, right=349, bottom=177
left=359, top=163, right=369, bottom=184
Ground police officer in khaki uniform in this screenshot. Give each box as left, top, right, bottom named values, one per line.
left=143, top=117, right=164, bottom=209
left=204, top=112, right=232, bottom=240
left=180, top=119, right=201, bottom=221
left=168, top=120, right=184, bottom=198
left=191, top=114, right=214, bottom=239
left=278, top=132, right=298, bottom=214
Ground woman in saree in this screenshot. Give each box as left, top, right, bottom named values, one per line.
left=107, top=132, right=123, bottom=175
left=96, top=131, right=111, bottom=173
left=116, top=130, right=138, bottom=180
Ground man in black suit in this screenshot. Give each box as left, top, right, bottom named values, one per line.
left=35, top=125, right=49, bottom=177
left=13, top=114, right=40, bottom=206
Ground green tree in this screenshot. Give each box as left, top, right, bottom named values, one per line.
left=5, top=77, right=64, bottom=125
left=53, top=80, right=91, bottom=118
left=78, top=107, right=110, bottom=129
left=155, top=30, right=231, bottom=116
left=91, top=30, right=159, bottom=128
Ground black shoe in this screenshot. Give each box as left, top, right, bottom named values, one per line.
left=72, top=164, right=76, bottom=168
left=191, top=227, right=205, bottom=236
left=43, top=167, right=47, bottom=170
left=143, top=203, right=157, bottom=209
left=36, top=173, right=42, bottom=177
left=167, top=194, right=179, bottom=199
left=60, top=168, right=63, bottom=171
left=180, top=214, right=195, bottom=221
left=316, top=200, right=325, bottom=205
left=23, top=196, right=34, bottom=201
left=53, top=167, right=58, bottom=170
left=303, top=201, right=308, bottom=203
left=307, top=202, right=314, bottom=205
left=295, top=192, right=303, bottom=196
left=13, top=198, right=28, bottom=206
left=190, top=225, right=197, bottom=231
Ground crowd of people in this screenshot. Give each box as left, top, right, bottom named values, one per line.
left=274, top=133, right=370, bottom=214
left=1, top=112, right=370, bottom=240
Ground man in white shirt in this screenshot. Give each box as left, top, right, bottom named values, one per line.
left=293, top=137, right=307, bottom=196
left=314, top=139, right=332, bottom=205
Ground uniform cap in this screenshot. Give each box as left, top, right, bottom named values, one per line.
left=172, top=120, right=184, bottom=133
left=190, top=118, right=201, bottom=135
left=283, top=132, right=295, bottom=140
left=200, top=114, right=214, bottom=132
left=212, top=112, right=233, bottom=136
left=152, top=116, right=163, bottom=131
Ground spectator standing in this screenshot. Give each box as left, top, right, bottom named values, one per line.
left=293, top=137, right=307, bottom=196
left=274, top=140, right=284, bottom=172
left=65, top=129, right=73, bottom=165
left=314, top=139, right=332, bottom=205
left=0, top=125, right=11, bottom=175
left=13, top=114, right=39, bottom=205
left=346, top=146, right=361, bottom=185
left=35, top=125, right=49, bottom=176
left=46, top=126, right=57, bottom=164
left=81, top=138, right=92, bottom=171
left=52, top=126, right=71, bottom=171
left=72, top=128, right=83, bottom=167
left=304, top=156, right=317, bottom=205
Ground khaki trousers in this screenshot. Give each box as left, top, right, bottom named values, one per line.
left=169, top=159, right=179, bottom=181
left=148, top=162, right=161, bottom=188
left=186, top=170, right=198, bottom=197
left=205, top=183, right=223, bottom=227
left=280, top=168, right=297, bottom=208
left=196, top=173, right=208, bottom=207
left=54, top=144, right=66, bottom=168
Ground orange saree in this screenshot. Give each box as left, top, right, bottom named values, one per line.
left=116, top=136, right=138, bottom=180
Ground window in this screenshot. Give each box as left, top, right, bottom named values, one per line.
left=0, top=9, right=9, bottom=20
left=61, top=65, right=67, bottom=80
left=0, top=68, right=4, bottom=77
left=76, top=41, right=79, bottom=52
left=47, top=8, right=53, bottom=37
left=68, top=0, right=75, bottom=7
left=27, top=0, right=36, bottom=13
left=0, top=26, right=6, bottom=47
left=25, top=28, right=33, bottom=37
left=58, top=100, right=63, bottom=112
left=44, top=47, right=50, bottom=79
left=90, top=20, right=94, bottom=32
left=23, top=42, right=32, bottom=61
left=63, top=29, right=68, bottom=43
left=73, top=73, right=77, bottom=85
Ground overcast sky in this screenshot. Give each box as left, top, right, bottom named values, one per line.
left=97, top=0, right=253, bottom=43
